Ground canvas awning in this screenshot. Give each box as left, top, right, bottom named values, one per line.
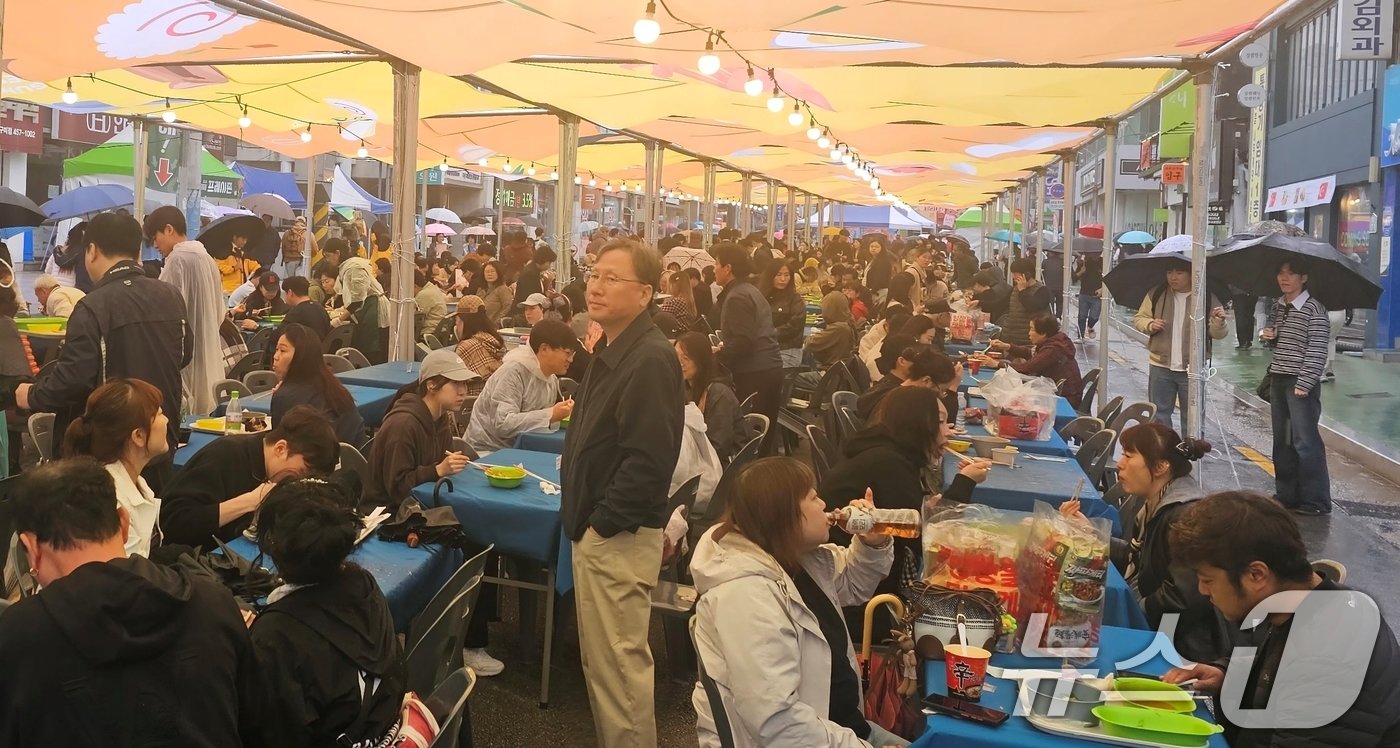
left=231, top=163, right=306, bottom=210
left=329, top=165, right=391, bottom=214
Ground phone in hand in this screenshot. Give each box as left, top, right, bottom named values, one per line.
left=921, top=694, right=1010, bottom=726
left=708, top=333, right=722, bottom=347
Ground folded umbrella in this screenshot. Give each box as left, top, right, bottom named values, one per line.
left=1103, top=250, right=1232, bottom=309
left=41, top=184, right=135, bottom=222
left=197, top=213, right=266, bottom=261
left=0, top=187, right=47, bottom=229
left=1208, top=232, right=1381, bottom=310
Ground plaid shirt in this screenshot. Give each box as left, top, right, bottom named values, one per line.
left=454, top=333, right=505, bottom=397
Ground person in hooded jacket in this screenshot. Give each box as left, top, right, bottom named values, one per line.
left=690, top=456, right=897, bottom=748
left=0, top=459, right=264, bottom=748
left=250, top=479, right=405, bottom=748
left=804, top=290, right=857, bottom=367
left=463, top=319, right=575, bottom=454
left=986, top=312, right=1085, bottom=409
left=365, top=349, right=476, bottom=511
left=967, top=269, right=1012, bottom=324
left=819, top=387, right=989, bottom=640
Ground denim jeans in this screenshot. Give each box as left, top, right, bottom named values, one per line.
left=1077, top=294, right=1101, bottom=335
left=1270, top=373, right=1332, bottom=511
left=1148, top=365, right=1188, bottom=436
left=1232, top=293, right=1257, bottom=346
left=282, top=259, right=305, bottom=279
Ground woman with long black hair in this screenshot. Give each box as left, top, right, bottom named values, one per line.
left=271, top=323, right=366, bottom=446
left=759, top=259, right=805, bottom=349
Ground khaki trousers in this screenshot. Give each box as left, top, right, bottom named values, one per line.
left=572, top=526, right=663, bottom=748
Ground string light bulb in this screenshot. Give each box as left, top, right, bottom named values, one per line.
left=842, top=151, right=855, bottom=167
left=573, top=174, right=581, bottom=184
left=162, top=99, right=177, bottom=123
left=477, top=156, right=489, bottom=167
left=300, top=125, right=313, bottom=143
left=605, top=182, right=614, bottom=192
left=870, top=177, right=880, bottom=190
left=588, top=177, right=597, bottom=187
left=237, top=106, right=252, bottom=129
left=61, top=78, right=78, bottom=105
left=526, top=163, right=536, bottom=176
left=697, top=33, right=721, bottom=76
left=766, top=77, right=784, bottom=112
left=633, top=0, right=661, bottom=44
left=829, top=145, right=842, bottom=161
left=818, top=132, right=831, bottom=149
left=356, top=144, right=369, bottom=159
left=806, top=118, right=821, bottom=140
left=503, top=157, right=512, bottom=172
left=743, top=65, right=763, bottom=97
left=787, top=101, right=803, bottom=127
left=438, top=158, right=450, bottom=172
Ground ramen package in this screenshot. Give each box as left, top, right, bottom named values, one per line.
left=922, top=505, right=1028, bottom=616
left=979, top=369, right=1056, bottom=441
left=1014, top=502, right=1110, bottom=651
left=948, top=311, right=984, bottom=342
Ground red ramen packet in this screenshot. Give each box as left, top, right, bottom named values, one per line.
left=1014, top=502, right=1110, bottom=653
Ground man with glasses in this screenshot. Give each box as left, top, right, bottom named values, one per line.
left=561, top=238, right=684, bottom=748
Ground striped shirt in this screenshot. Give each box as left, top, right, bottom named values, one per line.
left=1266, top=289, right=1330, bottom=393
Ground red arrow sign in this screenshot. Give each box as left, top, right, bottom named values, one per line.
left=154, top=157, right=173, bottom=187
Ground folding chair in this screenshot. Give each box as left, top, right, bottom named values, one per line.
left=241, top=370, right=278, bottom=394
left=337, top=347, right=373, bottom=369
left=322, top=354, right=355, bottom=374
left=1075, top=428, right=1117, bottom=489
left=1058, top=416, right=1105, bottom=447
left=425, top=668, right=478, bottom=748
left=405, top=545, right=494, bottom=695
left=1078, top=368, right=1101, bottom=415
left=323, top=324, right=357, bottom=354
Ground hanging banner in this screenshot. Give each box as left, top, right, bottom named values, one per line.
left=1247, top=65, right=1268, bottom=223
left=1266, top=174, right=1337, bottom=211
left=1337, top=0, right=1393, bottom=60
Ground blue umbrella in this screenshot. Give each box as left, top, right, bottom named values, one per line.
left=1116, top=230, right=1157, bottom=245
left=988, top=229, right=1021, bottom=243
left=41, top=184, right=134, bottom=222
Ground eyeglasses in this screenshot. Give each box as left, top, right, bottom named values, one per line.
left=587, top=272, right=647, bottom=289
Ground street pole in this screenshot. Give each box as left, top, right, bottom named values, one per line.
left=702, top=161, right=716, bottom=249
left=1034, top=168, right=1046, bottom=279
left=1059, top=151, right=1078, bottom=333
left=785, top=187, right=796, bottom=251
left=642, top=141, right=657, bottom=246
left=803, top=193, right=814, bottom=247
left=306, top=155, right=316, bottom=277
left=132, top=117, right=148, bottom=222
left=765, top=180, right=777, bottom=240
left=388, top=59, right=420, bottom=363
left=177, top=129, right=202, bottom=245
left=1097, top=120, right=1119, bottom=409
left=555, top=115, right=579, bottom=284
left=1186, top=64, right=1216, bottom=441
left=651, top=144, right=665, bottom=244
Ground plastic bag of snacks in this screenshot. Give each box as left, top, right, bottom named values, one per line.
left=948, top=311, right=983, bottom=342
left=920, top=505, right=1028, bottom=652
left=979, top=368, right=1056, bottom=441
left=1014, top=502, right=1111, bottom=653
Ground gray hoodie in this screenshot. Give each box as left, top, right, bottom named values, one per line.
left=463, top=344, right=560, bottom=453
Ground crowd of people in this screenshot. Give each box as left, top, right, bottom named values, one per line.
left=0, top=207, right=1393, bottom=748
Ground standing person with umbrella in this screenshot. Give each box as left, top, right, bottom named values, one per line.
left=1260, top=258, right=1333, bottom=515
left=252, top=214, right=282, bottom=270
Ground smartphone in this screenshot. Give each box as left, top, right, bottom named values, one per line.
left=708, top=333, right=722, bottom=347
left=1116, top=670, right=1163, bottom=682
left=921, top=694, right=1010, bottom=726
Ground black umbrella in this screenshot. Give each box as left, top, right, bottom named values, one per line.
left=1103, top=250, right=1232, bottom=310
left=1045, top=236, right=1102, bottom=255
left=464, top=207, right=497, bottom=220
left=0, top=186, right=46, bottom=229
left=1208, top=231, right=1381, bottom=310
left=196, top=214, right=265, bottom=261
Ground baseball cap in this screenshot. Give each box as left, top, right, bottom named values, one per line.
left=456, top=294, right=486, bottom=314
left=258, top=271, right=281, bottom=289
left=420, top=349, right=482, bottom=383
left=803, top=258, right=820, bottom=269
left=518, top=292, right=550, bottom=308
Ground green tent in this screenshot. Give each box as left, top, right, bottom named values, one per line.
left=63, top=142, right=238, bottom=180
left=954, top=206, right=1021, bottom=230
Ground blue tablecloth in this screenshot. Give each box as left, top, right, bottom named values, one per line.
left=911, top=625, right=1226, bottom=748
left=233, top=384, right=398, bottom=426
left=337, top=361, right=421, bottom=389
left=943, top=452, right=1118, bottom=535
left=223, top=535, right=461, bottom=634
left=959, top=420, right=1073, bottom=457
left=1105, top=565, right=1150, bottom=630
left=944, top=341, right=982, bottom=357
left=174, top=430, right=220, bottom=468
left=965, top=392, right=1077, bottom=432
left=515, top=429, right=567, bottom=454
left=409, top=448, right=573, bottom=594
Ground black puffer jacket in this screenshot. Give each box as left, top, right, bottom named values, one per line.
left=251, top=565, right=405, bottom=748
left=765, top=286, right=805, bottom=349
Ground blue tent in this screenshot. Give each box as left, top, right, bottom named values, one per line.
left=231, top=162, right=306, bottom=210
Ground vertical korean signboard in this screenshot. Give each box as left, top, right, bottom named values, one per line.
left=1337, top=0, right=1393, bottom=60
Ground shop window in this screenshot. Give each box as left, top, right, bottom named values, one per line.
left=1336, top=186, right=1372, bottom=261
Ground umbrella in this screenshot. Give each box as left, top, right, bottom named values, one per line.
left=1117, top=230, right=1157, bottom=245
left=1208, top=232, right=1382, bottom=310
left=42, top=184, right=134, bottom=222
left=1103, top=250, right=1231, bottom=309
left=240, top=193, right=296, bottom=221
left=0, top=187, right=46, bottom=229
left=197, top=214, right=266, bottom=260
left=1078, top=224, right=1105, bottom=239
left=423, top=223, right=457, bottom=236
left=461, top=225, right=495, bottom=236
left=501, top=217, right=525, bottom=226
left=1045, top=236, right=1101, bottom=255
left=464, top=207, right=497, bottom=220
left=1242, top=219, right=1307, bottom=237
left=517, top=215, right=543, bottom=228
left=576, top=220, right=600, bottom=234
left=663, top=247, right=715, bottom=270
left=425, top=207, right=463, bottom=223
left=988, top=229, right=1019, bottom=243
left=1151, top=234, right=1196, bottom=255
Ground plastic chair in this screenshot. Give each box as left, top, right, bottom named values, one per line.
left=1078, top=369, right=1101, bottom=415
left=241, top=370, right=278, bottom=394
left=322, top=354, right=355, bottom=374
left=26, top=413, right=54, bottom=464
left=323, top=324, right=357, bottom=354
left=426, top=667, right=477, bottom=748
left=830, top=390, right=857, bottom=418
left=422, top=333, right=444, bottom=350
left=247, top=326, right=274, bottom=355
left=558, top=377, right=579, bottom=399
left=337, top=347, right=373, bottom=369
left=405, top=545, right=494, bottom=694
left=416, top=342, right=434, bottom=361
left=450, top=436, right=480, bottom=461
left=738, top=392, right=757, bottom=415
left=1095, top=395, right=1124, bottom=429
left=741, top=413, right=770, bottom=445
left=806, top=424, right=836, bottom=485
left=836, top=406, right=865, bottom=444
left=227, top=351, right=266, bottom=382
left=1075, top=428, right=1117, bottom=489
left=338, top=442, right=369, bottom=486
left=212, top=379, right=243, bottom=405
left=433, top=316, right=458, bottom=347
left=1058, top=416, right=1105, bottom=447
left=1108, top=401, right=1157, bottom=437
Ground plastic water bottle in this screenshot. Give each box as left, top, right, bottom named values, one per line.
left=226, top=391, right=243, bottom=432
left=956, top=392, right=967, bottom=429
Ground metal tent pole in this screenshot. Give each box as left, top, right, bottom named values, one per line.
left=739, top=173, right=753, bottom=236
left=306, top=156, right=317, bottom=277
left=132, top=118, right=148, bottom=221
left=642, top=142, right=657, bottom=246
left=803, top=193, right=814, bottom=247
left=388, top=60, right=420, bottom=363
left=1034, top=169, right=1046, bottom=279
left=1097, top=120, right=1119, bottom=408
left=1186, top=65, right=1216, bottom=441
left=1060, top=152, right=1078, bottom=333
left=765, top=180, right=777, bottom=239
left=702, top=161, right=716, bottom=249
left=555, top=116, right=579, bottom=285
left=785, top=188, right=796, bottom=252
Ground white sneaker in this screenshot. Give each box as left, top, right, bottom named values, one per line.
left=1086, top=328, right=1096, bottom=340
left=464, top=648, right=505, bottom=677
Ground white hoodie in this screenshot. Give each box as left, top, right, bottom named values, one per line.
left=463, top=344, right=560, bottom=453
left=689, top=526, right=892, bottom=748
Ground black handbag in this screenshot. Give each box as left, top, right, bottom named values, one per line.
left=1256, top=371, right=1274, bottom=403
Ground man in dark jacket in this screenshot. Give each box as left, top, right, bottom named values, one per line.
left=1165, top=492, right=1400, bottom=747
left=252, top=213, right=282, bottom=268
left=997, top=257, right=1053, bottom=346
left=15, top=211, right=191, bottom=492
left=952, top=242, right=979, bottom=290
left=969, top=268, right=1012, bottom=324
left=280, top=275, right=331, bottom=340
left=712, top=242, right=784, bottom=452
left=512, top=245, right=556, bottom=309
left=160, top=405, right=339, bottom=546
left=561, top=238, right=683, bottom=748
left=0, top=459, right=264, bottom=748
